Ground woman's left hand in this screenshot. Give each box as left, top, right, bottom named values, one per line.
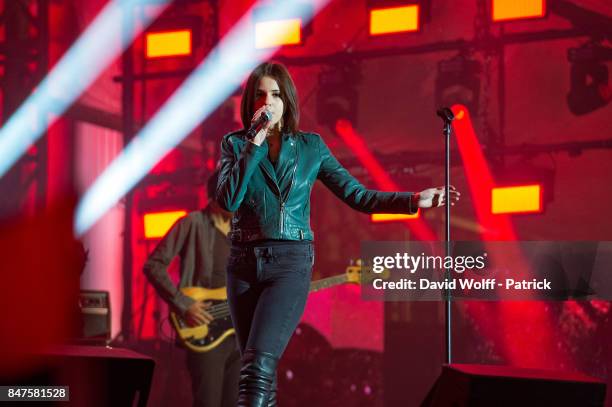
left=415, top=185, right=460, bottom=209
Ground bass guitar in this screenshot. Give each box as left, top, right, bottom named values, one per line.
left=170, top=263, right=361, bottom=352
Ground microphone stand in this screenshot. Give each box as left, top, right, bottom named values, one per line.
left=437, top=107, right=454, bottom=365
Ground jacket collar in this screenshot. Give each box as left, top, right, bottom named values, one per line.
left=258, top=133, right=298, bottom=198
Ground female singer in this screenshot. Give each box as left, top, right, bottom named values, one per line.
left=217, top=61, right=459, bottom=406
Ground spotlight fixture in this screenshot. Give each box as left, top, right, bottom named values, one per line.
left=143, top=210, right=187, bottom=239
left=435, top=54, right=482, bottom=116
left=567, top=42, right=612, bottom=116
left=146, top=30, right=192, bottom=59
left=491, top=0, right=546, bottom=22
left=253, top=2, right=314, bottom=49
left=492, top=164, right=555, bottom=215
left=139, top=192, right=198, bottom=239
left=367, top=0, right=426, bottom=36
left=491, top=184, right=542, bottom=215
left=316, top=63, right=361, bottom=130
left=145, top=17, right=201, bottom=59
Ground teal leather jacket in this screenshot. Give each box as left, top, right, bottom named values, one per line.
left=217, top=130, right=417, bottom=243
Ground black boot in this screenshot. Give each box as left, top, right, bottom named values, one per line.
left=237, top=349, right=278, bottom=407
left=267, top=374, right=277, bottom=407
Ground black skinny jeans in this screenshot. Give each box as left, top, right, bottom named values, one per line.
left=225, top=242, right=314, bottom=357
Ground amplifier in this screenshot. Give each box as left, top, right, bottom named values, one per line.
left=78, top=290, right=111, bottom=344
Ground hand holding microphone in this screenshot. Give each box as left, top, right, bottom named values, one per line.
left=248, top=107, right=272, bottom=145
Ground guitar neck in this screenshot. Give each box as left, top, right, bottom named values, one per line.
left=309, top=274, right=349, bottom=293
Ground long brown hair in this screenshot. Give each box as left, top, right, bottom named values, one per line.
left=240, top=62, right=300, bottom=134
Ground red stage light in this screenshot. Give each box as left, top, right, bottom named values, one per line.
left=451, top=105, right=516, bottom=240
left=369, top=5, right=420, bottom=36
left=143, top=210, right=187, bottom=238
left=492, top=0, right=546, bottom=22
left=145, top=29, right=192, bottom=59
left=333, top=119, right=424, bottom=226
left=491, top=184, right=543, bottom=215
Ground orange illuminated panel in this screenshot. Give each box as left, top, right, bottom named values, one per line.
left=491, top=185, right=542, bottom=214
left=371, top=212, right=419, bottom=222
left=369, top=5, right=419, bottom=36
left=255, top=18, right=302, bottom=49
left=146, top=30, right=192, bottom=58
left=144, top=210, right=187, bottom=238
left=492, top=0, right=545, bottom=22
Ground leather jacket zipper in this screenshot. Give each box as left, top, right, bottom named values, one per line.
left=280, top=201, right=285, bottom=236
left=280, top=143, right=299, bottom=237
left=260, top=165, right=282, bottom=196
left=259, top=138, right=299, bottom=238
left=285, top=151, right=299, bottom=201
left=260, top=164, right=284, bottom=235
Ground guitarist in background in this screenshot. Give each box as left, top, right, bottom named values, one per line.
left=144, top=170, right=240, bottom=407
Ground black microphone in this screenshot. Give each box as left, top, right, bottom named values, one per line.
left=246, top=111, right=272, bottom=140
left=436, top=107, right=455, bottom=122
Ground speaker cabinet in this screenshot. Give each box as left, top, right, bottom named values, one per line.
left=18, top=345, right=156, bottom=407
left=423, top=364, right=606, bottom=407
